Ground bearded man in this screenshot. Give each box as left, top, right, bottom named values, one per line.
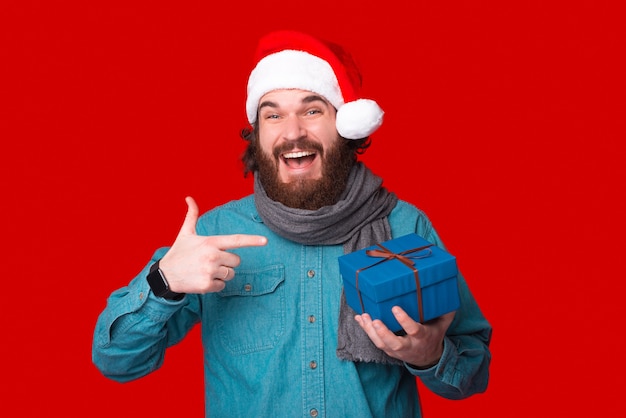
left=93, top=30, right=492, bottom=418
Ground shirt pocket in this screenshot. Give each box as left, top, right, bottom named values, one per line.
left=215, top=265, right=285, bottom=355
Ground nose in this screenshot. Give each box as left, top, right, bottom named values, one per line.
left=282, top=115, right=306, bottom=141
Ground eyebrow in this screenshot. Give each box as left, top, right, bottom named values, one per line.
left=258, top=94, right=329, bottom=112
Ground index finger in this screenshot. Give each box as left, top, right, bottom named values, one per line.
left=213, top=234, right=268, bottom=250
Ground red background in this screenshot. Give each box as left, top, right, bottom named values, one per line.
left=2, top=1, right=624, bottom=416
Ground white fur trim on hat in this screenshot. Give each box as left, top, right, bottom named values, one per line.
left=246, top=50, right=344, bottom=124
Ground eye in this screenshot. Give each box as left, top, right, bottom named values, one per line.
left=305, top=108, right=322, bottom=116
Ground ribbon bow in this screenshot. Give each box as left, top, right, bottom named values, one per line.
left=356, top=243, right=434, bottom=324
left=365, top=243, right=434, bottom=266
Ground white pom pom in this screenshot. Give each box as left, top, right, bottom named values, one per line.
left=336, top=99, right=384, bottom=139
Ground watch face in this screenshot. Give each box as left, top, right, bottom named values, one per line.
left=147, top=268, right=169, bottom=296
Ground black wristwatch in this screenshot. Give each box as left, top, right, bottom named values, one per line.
left=146, top=259, right=185, bottom=301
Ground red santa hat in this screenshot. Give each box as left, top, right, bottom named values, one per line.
left=246, top=30, right=384, bottom=140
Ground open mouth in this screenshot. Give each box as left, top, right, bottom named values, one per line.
left=281, top=150, right=317, bottom=169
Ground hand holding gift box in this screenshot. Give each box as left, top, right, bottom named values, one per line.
left=339, top=233, right=460, bottom=333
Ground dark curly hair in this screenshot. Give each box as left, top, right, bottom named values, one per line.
left=239, top=122, right=372, bottom=178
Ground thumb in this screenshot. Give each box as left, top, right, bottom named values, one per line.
left=178, top=196, right=199, bottom=236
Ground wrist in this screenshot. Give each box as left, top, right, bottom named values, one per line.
left=408, top=340, right=445, bottom=370
left=146, top=259, right=186, bottom=301
left=408, top=357, right=440, bottom=370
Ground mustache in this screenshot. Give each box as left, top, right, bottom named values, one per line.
left=273, top=139, right=324, bottom=159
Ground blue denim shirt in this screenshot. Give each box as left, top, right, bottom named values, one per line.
left=92, top=196, right=491, bottom=417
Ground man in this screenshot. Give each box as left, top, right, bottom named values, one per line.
left=92, top=30, right=492, bottom=417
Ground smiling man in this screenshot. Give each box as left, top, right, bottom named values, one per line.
left=93, top=30, right=492, bottom=417
left=255, top=90, right=355, bottom=209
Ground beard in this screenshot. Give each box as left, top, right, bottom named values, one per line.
left=255, top=138, right=355, bottom=210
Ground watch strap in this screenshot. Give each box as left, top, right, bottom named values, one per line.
left=147, top=259, right=185, bottom=301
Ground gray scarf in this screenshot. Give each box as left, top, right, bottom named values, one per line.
left=254, top=162, right=403, bottom=365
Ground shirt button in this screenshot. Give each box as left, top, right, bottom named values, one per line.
left=310, top=409, right=319, bottom=417
left=139, top=292, right=144, bottom=300
left=309, top=360, right=317, bottom=369
left=307, top=270, right=315, bottom=278
left=244, top=284, right=252, bottom=292
left=308, top=315, right=316, bottom=323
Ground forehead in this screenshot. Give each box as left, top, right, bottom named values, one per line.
left=259, top=89, right=331, bottom=108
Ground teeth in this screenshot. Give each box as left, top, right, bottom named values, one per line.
left=283, top=151, right=314, bottom=159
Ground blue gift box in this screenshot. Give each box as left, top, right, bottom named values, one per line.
left=338, top=233, right=460, bottom=332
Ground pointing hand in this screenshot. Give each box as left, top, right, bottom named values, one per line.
left=159, top=196, right=268, bottom=293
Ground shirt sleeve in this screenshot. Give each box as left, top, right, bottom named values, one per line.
left=407, top=212, right=493, bottom=399
left=406, top=271, right=492, bottom=399
left=91, top=247, right=201, bottom=382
